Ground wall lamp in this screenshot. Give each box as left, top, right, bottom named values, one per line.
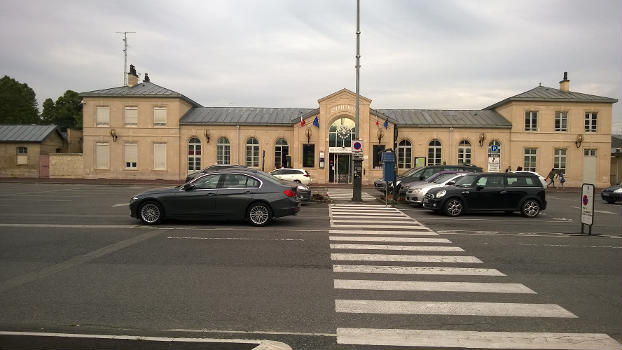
left=110, top=129, right=118, bottom=142
left=305, top=128, right=312, bottom=144
left=478, top=133, right=486, bottom=147
left=204, top=130, right=210, bottom=143
left=377, top=128, right=384, bottom=143
left=575, top=134, right=584, bottom=148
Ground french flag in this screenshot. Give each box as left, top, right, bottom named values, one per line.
left=300, top=116, right=305, bottom=127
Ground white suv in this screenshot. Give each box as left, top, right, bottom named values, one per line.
left=270, top=168, right=312, bottom=185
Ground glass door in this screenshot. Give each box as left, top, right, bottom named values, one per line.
left=329, top=153, right=352, bottom=184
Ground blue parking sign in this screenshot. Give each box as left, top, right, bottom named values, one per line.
left=491, top=145, right=499, bottom=152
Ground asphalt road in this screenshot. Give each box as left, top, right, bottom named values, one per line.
left=0, top=183, right=620, bottom=349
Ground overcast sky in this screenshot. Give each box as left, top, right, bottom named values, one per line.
left=1, top=0, right=621, bottom=133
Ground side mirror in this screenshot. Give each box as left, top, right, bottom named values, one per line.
left=183, top=183, right=195, bottom=191
left=446, top=181, right=455, bottom=186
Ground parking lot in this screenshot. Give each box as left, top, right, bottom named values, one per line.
left=0, top=182, right=620, bottom=349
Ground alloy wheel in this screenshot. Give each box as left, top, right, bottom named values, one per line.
left=445, top=198, right=463, bottom=217
left=140, top=202, right=162, bottom=224
left=522, top=200, right=540, bottom=217
left=249, top=204, right=270, bottom=226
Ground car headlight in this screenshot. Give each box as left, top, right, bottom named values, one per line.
left=297, top=185, right=308, bottom=191
left=614, top=188, right=622, bottom=193
left=435, top=190, right=446, bottom=198
left=396, top=180, right=401, bottom=186
left=131, top=196, right=139, bottom=201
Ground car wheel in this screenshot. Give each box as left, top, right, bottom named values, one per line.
left=444, top=198, right=463, bottom=217
left=247, top=202, right=272, bottom=226
left=521, top=199, right=540, bottom=218
left=139, top=201, right=164, bottom=225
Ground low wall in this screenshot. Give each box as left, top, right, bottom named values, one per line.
left=50, top=153, right=84, bottom=178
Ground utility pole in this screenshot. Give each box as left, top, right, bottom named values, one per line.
left=116, top=31, right=136, bottom=85
left=352, top=0, right=363, bottom=202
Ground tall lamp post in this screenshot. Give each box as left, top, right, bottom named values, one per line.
left=352, top=0, right=363, bottom=202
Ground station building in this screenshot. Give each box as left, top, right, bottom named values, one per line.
left=80, top=66, right=617, bottom=187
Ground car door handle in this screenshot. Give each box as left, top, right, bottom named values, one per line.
left=461, top=191, right=470, bottom=195
left=206, top=192, right=216, bottom=196
left=500, top=190, right=508, bottom=194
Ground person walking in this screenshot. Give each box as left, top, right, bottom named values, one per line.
left=505, top=166, right=511, bottom=173
left=546, top=168, right=557, bottom=188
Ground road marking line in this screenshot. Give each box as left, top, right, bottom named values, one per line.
left=112, top=203, right=128, bottom=207
left=332, top=265, right=506, bottom=276
left=331, top=253, right=482, bottom=263
left=0, top=331, right=292, bottom=350
left=330, top=204, right=388, bottom=207
left=518, top=243, right=622, bottom=249
left=330, top=243, right=463, bottom=251
left=329, top=212, right=408, bottom=216
left=331, top=219, right=417, bottom=223
left=335, top=300, right=577, bottom=317
left=166, top=328, right=336, bottom=337
left=334, top=280, right=535, bottom=293
left=331, top=224, right=428, bottom=229
left=329, top=236, right=451, bottom=243
left=0, top=223, right=143, bottom=229
left=330, top=230, right=437, bottom=236
left=0, top=230, right=161, bottom=293
left=336, top=328, right=621, bottom=349
left=168, top=236, right=304, bottom=241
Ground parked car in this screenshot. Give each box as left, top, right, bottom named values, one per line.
left=185, top=164, right=246, bottom=183
left=270, top=168, right=312, bottom=185
left=296, top=183, right=311, bottom=202
left=131, top=168, right=300, bottom=226
left=601, top=185, right=622, bottom=203
left=374, top=164, right=482, bottom=195
left=423, top=172, right=546, bottom=217
left=405, top=172, right=467, bottom=205
left=512, top=170, right=547, bottom=189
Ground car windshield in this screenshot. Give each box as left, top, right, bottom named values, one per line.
left=403, top=167, right=423, bottom=177
left=433, top=173, right=458, bottom=184
left=454, top=174, right=477, bottom=187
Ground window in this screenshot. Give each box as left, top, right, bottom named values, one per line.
left=555, top=111, right=567, bottom=132
left=275, top=138, right=288, bottom=168
left=303, top=144, right=315, bottom=168
left=584, top=149, right=597, bottom=156
left=188, top=137, right=201, bottom=171
left=246, top=137, right=259, bottom=167
left=124, top=106, right=138, bottom=126
left=16, top=147, right=28, bottom=165
left=95, top=143, right=110, bottom=169
left=154, top=107, right=167, bottom=126
left=525, top=111, right=538, bottom=131
left=124, top=143, right=137, bottom=169
left=554, top=148, right=566, bottom=175
left=222, top=174, right=260, bottom=188
left=524, top=148, right=537, bottom=172
left=329, top=118, right=355, bottom=148
left=457, top=140, right=471, bottom=165
left=585, top=112, right=597, bottom=132
left=476, top=175, right=504, bottom=187
left=397, top=140, right=412, bottom=169
left=153, top=143, right=166, bottom=170
left=428, top=140, right=442, bottom=165
left=217, top=137, right=230, bottom=165
left=506, top=176, right=538, bottom=187
left=96, top=106, right=110, bottom=127
left=373, top=145, right=385, bottom=169
left=194, top=174, right=221, bottom=189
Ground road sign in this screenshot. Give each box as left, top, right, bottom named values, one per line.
left=581, top=183, right=595, bottom=234
left=352, top=140, right=363, bottom=152
left=490, top=144, right=499, bottom=152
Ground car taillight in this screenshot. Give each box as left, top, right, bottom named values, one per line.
left=304, top=173, right=310, bottom=177
left=284, top=189, right=296, bottom=197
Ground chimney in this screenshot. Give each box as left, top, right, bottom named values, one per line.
left=559, top=71, right=569, bottom=92
left=128, top=64, right=138, bottom=87
left=143, top=73, right=150, bottom=83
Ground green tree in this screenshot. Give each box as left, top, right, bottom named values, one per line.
left=52, top=90, right=82, bottom=130
left=40, top=98, right=56, bottom=124
left=0, top=75, right=39, bottom=124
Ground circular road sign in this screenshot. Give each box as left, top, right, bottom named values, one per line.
left=583, top=194, right=589, bottom=206
left=353, top=140, right=362, bottom=152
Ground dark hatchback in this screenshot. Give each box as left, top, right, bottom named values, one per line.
left=130, top=169, right=300, bottom=226
left=423, top=172, right=546, bottom=217
left=601, top=185, right=622, bottom=203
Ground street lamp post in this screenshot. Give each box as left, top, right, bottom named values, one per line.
left=352, top=0, right=363, bottom=202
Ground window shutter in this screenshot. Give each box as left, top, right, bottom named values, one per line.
left=154, top=107, right=167, bottom=126
left=96, top=143, right=110, bottom=169
left=124, top=143, right=137, bottom=168
left=154, top=143, right=166, bottom=170
left=125, top=107, right=138, bottom=125
left=96, top=107, right=110, bottom=126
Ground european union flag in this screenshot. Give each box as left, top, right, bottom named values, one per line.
left=313, top=116, right=320, bottom=128
left=384, top=118, right=389, bottom=129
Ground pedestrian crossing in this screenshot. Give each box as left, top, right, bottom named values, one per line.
left=328, top=203, right=621, bottom=349
left=326, top=189, right=377, bottom=202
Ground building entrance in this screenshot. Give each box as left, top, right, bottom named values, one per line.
left=329, top=153, right=352, bottom=183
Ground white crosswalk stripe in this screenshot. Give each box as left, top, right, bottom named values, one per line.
left=327, top=203, right=621, bottom=349
left=327, top=189, right=377, bottom=202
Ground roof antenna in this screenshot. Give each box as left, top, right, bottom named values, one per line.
left=116, top=31, right=136, bottom=85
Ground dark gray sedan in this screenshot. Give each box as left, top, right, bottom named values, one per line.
left=130, top=169, right=300, bottom=226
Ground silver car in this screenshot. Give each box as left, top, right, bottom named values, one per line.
left=405, top=172, right=467, bottom=205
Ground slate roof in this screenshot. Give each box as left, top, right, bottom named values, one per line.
left=180, top=107, right=317, bottom=126
left=80, top=82, right=202, bottom=107
left=0, top=125, right=64, bottom=143
left=486, top=86, right=618, bottom=110
left=375, top=109, right=512, bottom=129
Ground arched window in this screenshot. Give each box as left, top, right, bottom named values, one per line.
left=274, top=138, right=289, bottom=168
left=397, top=139, right=412, bottom=169
left=188, top=137, right=201, bottom=171
left=217, top=137, right=230, bottom=165
left=428, top=139, right=442, bottom=165
left=329, top=117, right=355, bottom=148
left=246, top=137, right=259, bottom=167
left=458, top=140, right=471, bottom=165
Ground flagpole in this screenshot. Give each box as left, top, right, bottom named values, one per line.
left=352, top=0, right=363, bottom=202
